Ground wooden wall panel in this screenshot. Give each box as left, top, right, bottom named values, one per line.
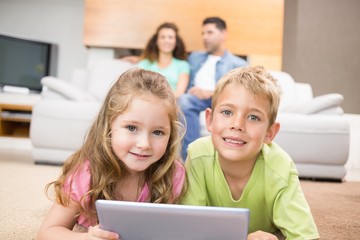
left=84, top=0, right=284, bottom=68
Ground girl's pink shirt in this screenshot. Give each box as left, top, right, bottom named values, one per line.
left=63, top=160, right=186, bottom=228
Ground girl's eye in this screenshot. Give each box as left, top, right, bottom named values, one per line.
left=248, top=115, right=260, bottom=121
left=153, top=130, right=165, bottom=136
left=221, top=110, right=232, bottom=116
left=126, top=125, right=137, bottom=132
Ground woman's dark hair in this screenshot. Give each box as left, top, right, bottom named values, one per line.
left=142, top=22, right=187, bottom=62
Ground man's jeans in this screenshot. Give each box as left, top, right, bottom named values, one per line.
left=180, top=93, right=212, bottom=160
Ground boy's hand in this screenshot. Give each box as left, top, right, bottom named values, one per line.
left=247, top=230, right=279, bottom=240
left=88, top=225, right=120, bottom=240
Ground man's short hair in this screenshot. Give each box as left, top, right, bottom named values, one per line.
left=203, top=17, right=226, bottom=30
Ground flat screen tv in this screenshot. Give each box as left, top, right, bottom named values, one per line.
left=0, top=33, right=57, bottom=93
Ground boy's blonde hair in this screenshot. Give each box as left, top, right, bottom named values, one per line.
left=212, top=66, right=282, bottom=126
left=47, top=68, right=186, bottom=221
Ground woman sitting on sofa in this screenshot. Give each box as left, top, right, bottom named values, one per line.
left=123, top=22, right=190, bottom=98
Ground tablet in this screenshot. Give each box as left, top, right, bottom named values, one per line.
left=95, top=200, right=250, bottom=240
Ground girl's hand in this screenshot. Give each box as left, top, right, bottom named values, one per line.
left=247, top=230, right=279, bottom=240
left=88, top=225, right=120, bottom=240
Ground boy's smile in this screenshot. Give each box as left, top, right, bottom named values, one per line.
left=205, top=83, right=279, bottom=165
left=224, top=137, right=246, bottom=145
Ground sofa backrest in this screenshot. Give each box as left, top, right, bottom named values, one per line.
left=87, top=59, right=135, bottom=101
left=268, top=70, right=299, bottom=111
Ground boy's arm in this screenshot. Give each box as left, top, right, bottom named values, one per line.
left=273, top=170, right=320, bottom=239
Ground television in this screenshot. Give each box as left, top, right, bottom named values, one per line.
left=0, top=33, right=57, bottom=93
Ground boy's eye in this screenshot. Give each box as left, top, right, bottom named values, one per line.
left=248, top=115, right=260, bottom=121
left=126, top=125, right=137, bottom=132
left=153, top=130, right=165, bottom=136
left=221, top=110, right=232, bottom=116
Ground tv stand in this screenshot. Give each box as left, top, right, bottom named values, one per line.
left=0, top=92, right=41, bottom=137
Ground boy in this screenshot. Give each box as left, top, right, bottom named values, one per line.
left=181, top=66, right=319, bottom=239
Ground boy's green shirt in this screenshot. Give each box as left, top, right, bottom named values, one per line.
left=181, top=136, right=319, bottom=239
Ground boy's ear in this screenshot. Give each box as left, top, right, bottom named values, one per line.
left=205, top=108, right=213, bottom=132
left=264, top=122, right=280, bottom=144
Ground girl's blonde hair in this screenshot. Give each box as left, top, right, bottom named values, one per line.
left=46, top=67, right=186, bottom=221
left=212, top=66, right=282, bottom=126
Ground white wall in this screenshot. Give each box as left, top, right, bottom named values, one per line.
left=0, top=0, right=87, bottom=81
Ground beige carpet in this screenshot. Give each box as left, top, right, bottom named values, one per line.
left=0, top=159, right=61, bottom=240
left=1, top=159, right=360, bottom=240
left=301, top=180, right=360, bottom=239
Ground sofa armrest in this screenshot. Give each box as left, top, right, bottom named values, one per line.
left=315, top=106, right=344, bottom=115
left=283, top=93, right=344, bottom=115
left=41, top=76, right=96, bottom=101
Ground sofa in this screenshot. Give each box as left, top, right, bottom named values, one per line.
left=30, top=60, right=350, bottom=180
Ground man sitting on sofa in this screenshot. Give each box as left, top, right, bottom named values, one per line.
left=180, top=16, right=247, bottom=160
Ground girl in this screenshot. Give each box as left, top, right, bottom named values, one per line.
left=37, top=68, right=187, bottom=240
left=137, top=22, right=190, bottom=98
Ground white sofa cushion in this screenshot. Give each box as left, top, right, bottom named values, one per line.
left=285, top=93, right=344, bottom=114
left=275, top=113, right=349, bottom=165
left=41, top=77, right=95, bottom=101
left=30, top=100, right=101, bottom=149
left=87, top=59, right=134, bottom=100
left=268, top=71, right=297, bottom=111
